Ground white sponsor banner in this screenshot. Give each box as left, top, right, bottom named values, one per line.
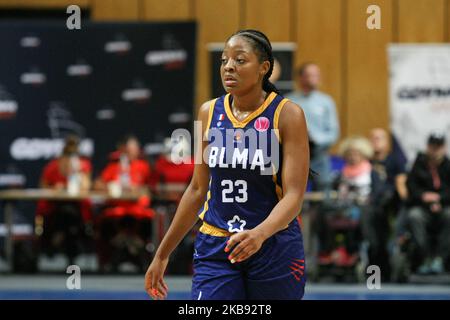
left=388, top=44, right=450, bottom=166
left=9, top=138, right=94, bottom=160
left=145, top=49, right=187, bottom=66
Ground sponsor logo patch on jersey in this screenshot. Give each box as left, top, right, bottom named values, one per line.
left=254, top=116, right=270, bottom=132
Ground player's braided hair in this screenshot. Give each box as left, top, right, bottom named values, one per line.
left=231, top=29, right=281, bottom=95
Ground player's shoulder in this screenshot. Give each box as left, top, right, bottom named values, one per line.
left=276, top=98, right=307, bottom=136
left=198, top=96, right=223, bottom=121
left=280, top=98, right=305, bottom=121
left=198, top=98, right=217, bottom=115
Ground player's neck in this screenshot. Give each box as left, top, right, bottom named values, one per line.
left=231, top=89, right=267, bottom=113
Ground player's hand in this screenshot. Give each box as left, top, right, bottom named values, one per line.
left=225, top=229, right=267, bottom=263
left=144, top=256, right=169, bottom=300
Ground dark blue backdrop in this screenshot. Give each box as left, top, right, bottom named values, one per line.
left=0, top=21, right=196, bottom=189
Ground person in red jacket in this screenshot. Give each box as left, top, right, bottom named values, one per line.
left=37, top=135, right=92, bottom=264
left=154, top=154, right=195, bottom=184
left=94, top=134, right=154, bottom=272
left=151, top=138, right=195, bottom=201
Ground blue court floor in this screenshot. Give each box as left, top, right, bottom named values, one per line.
left=0, top=275, right=449, bottom=300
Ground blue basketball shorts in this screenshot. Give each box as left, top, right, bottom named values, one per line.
left=191, top=220, right=306, bottom=300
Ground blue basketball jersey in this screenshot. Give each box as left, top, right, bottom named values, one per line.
left=197, top=91, right=291, bottom=231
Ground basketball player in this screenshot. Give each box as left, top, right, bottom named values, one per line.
left=145, top=30, right=310, bottom=300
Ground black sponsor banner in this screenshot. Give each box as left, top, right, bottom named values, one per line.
left=0, top=21, right=196, bottom=190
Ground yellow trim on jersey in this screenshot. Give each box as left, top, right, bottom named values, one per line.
left=204, top=98, right=218, bottom=139
left=199, top=221, right=232, bottom=237
left=198, top=178, right=212, bottom=220
left=272, top=168, right=283, bottom=201
left=274, top=98, right=289, bottom=143
left=224, top=91, right=277, bottom=128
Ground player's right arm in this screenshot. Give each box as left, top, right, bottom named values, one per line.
left=145, top=100, right=212, bottom=300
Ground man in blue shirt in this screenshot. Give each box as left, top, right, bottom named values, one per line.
left=286, top=63, right=340, bottom=191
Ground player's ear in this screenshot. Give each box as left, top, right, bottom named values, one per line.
left=260, top=60, right=270, bottom=77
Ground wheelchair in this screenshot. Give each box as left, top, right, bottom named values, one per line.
left=310, top=197, right=370, bottom=283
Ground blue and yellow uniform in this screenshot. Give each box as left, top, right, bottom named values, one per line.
left=192, top=92, right=306, bottom=300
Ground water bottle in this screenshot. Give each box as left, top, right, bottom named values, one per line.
left=119, top=154, right=131, bottom=190
left=67, top=155, right=81, bottom=196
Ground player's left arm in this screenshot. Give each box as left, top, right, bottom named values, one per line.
left=226, top=101, right=309, bottom=263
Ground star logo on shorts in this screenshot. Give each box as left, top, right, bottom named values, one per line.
left=227, top=215, right=246, bottom=233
